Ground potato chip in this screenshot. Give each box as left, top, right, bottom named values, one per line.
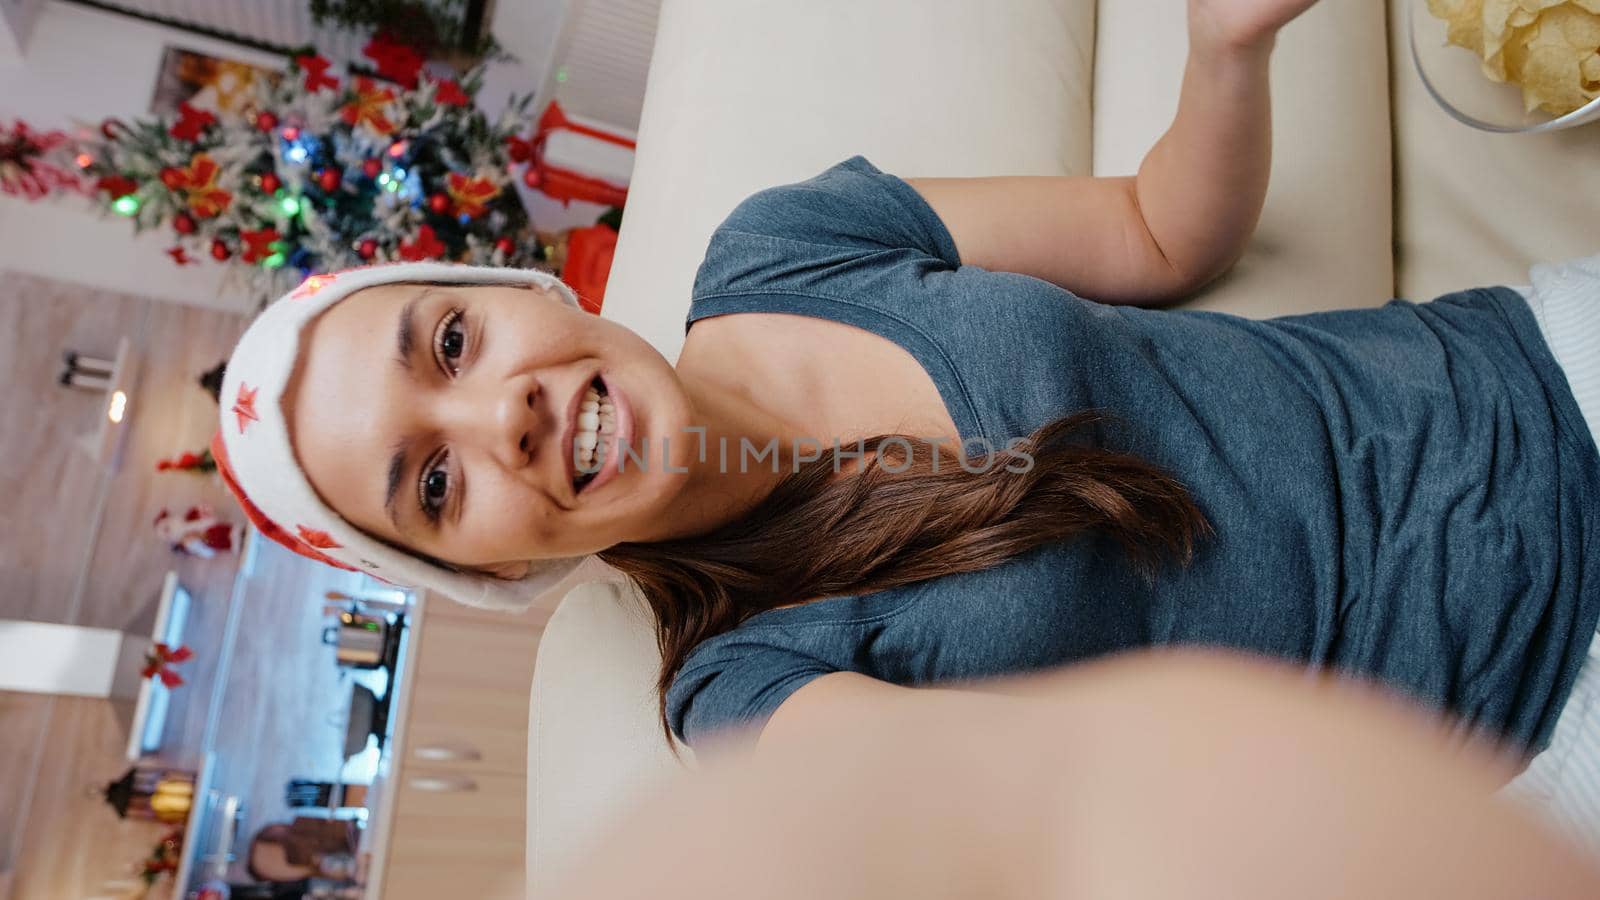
left=1427, top=0, right=1600, bottom=116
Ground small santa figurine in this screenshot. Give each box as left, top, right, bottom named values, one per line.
left=153, top=506, right=240, bottom=558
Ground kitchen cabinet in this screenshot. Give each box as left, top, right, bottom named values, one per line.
left=367, top=592, right=544, bottom=899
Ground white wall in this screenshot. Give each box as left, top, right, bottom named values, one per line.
left=0, top=0, right=614, bottom=314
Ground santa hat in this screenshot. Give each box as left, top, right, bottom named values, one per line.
left=215, top=262, right=617, bottom=611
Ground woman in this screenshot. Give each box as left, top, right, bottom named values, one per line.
left=214, top=0, right=1600, bottom=837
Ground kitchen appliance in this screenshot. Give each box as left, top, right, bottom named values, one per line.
left=321, top=609, right=389, bottom=670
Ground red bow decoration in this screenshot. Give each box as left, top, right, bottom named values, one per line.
left=431, top=77, right=469, bottom=107
left=503, top=134, right=534, bottom=164
left=166, top=246, right=195, bottom=266
left=445, top=172, right=501, bottom=218
left=296, top=54, right=340, bottom=93
left=169, top=102, right=217, bottom=142
left=339, top=78, right=399, bottom=136
left=239, top=227, right=281, bottom=264
left=142, top=642, right=193, bottom=687
left=96, top=174, right=138, bottom=199
left=399, top=224, right=447, bottom=261
left=171, top=153, right=232, bottom=218
left=363, top=31, right=425, bottom=89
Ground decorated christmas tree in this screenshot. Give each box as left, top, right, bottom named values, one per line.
left=78, top=39, right=545, bottom=304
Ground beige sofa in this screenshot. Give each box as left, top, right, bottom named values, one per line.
left=526, top=0, right=1600, bottom=893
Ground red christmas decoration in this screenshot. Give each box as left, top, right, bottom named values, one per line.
left=560, top=224, right=618, bottom=314
left=494, top=236, right=514, bottom=256
left=523, top=167, right=542, bottom=189
left=140, top=642, right=194, bottom=687
left=171, top=153, right=232, bottom=218
left=169, top=102, right=217, bottom=142
left=281, top=126, right=302, bottom=141
left=96, top=174, right=138, bottom=198
left=358, top=238, right=378, bottom=260
left=0, top=121, right=85, bottom=200
left=172, top=212, right=196, bottom=234
left=519, top=101, right=635, bottom=209
left=239, top=228, right=281, bottom=264
left=339, top=78, right=399, bottom=136
left=158, top=167, right=185, bottom=190
left=362, top=31, right=425, bottom=89
left=398, top=224, right=446, bottom=261
left=210, top=239, right=231, bottom=261
left=156, top=448, right=215, bottom=472
left=166, top=246, right=195, bottom=266
left=361, top=158, right=382, bottom=178
left=445, top=172, right=500, bottom=218
left=255, top=111, right=279, bottom=132
left=259, top=172, right=281, bottom=194
left=427, top=192, right=450, bottom=215
left=505, top=134, right=533, bottom=163
left=431, top=77, right=470, bottom=107
left=317, top=168, right=342, bottom=193
left=296, top=55, right=339, bottom=93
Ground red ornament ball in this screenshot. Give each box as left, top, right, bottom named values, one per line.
left=522, top=168, right=542, bottom=189
left=358, top=239, right=378, bottom=260
left=159, top=167, right=185, bottom=190
left=494, top=237, right=514, bottom=256
left=508, top=142, right=530, bottom=164
left=173, top=212, right=197, bottom=235
left=317, top=168, right=342, bottom=193
left=255, top=111, right=279, bottom=132
left=259, top=173, right=282, bottom=194
left=427, top=193, right=451, bottom=215
left=210, top=239, right=231, bottom=261
left=361, top=158, right=382, bottom=179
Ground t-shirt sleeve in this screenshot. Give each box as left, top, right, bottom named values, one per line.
left=665, top=635, right=837, bottom=747
left=692, top=154, right=963, bottom=299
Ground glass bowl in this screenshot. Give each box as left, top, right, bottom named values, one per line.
left=1407, top=0, right=1600, bottom=134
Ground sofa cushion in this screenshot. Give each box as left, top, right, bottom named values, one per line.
left=1387, top=0, right=1600, bottom=303
left=600, top=0, right=1100, bottom=365
left=1092, top=0, right=1394, bottom=317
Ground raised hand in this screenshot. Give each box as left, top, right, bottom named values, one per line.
left=1188, top=0, right=1322, bottom=54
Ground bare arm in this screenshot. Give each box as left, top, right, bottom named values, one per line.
left=908, top=0, right=1316, bottom=306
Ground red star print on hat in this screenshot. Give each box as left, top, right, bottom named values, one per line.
left=232, top=384, right=259, bottom=433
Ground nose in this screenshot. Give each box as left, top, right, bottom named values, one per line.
left=446, top=374, right=540, bottom=472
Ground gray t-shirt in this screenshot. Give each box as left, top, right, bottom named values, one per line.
left=667, top=154, right=1600, bottom=753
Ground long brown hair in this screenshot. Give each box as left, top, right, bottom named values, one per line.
left=597, top=411, right=1212, bottom=745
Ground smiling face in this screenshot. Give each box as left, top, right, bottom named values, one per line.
left=283, top=280, right=696, bottom=572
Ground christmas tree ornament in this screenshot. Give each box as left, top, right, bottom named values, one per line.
left=169, top=102, right=217, bottom=142
left=173, top=153, right=232, bottom=218
left=446, top=172, right=500, bottom=217
left=255, top=111, right=279, bottom=132
left=357, top=238, right=378, bottom=260
left=432, top=78, right=470, bottom=107
left=211, top=239, right=231, bottom=261
left=295, top=54, right=339, bottom=93
left=523, top=167, right=542, bottom=189
left=159, top=166, right=185, bottom=189
left=240, top=227, right=281, bottom=264
left=259, top=172, right=281, bottom=194
left=505, top=134, right=533, bottom=163
left=494, top=236, right=514, bottom=256
left=427, top=192, right=450, bottom=214
left=340, top=78, right=400, bottom=136
left=317, top=168, right=342, bottom=192
left=361, top=158, right=381, bottom=178
left=166, top=246, right=195, bottom=266
left=362, top=31, right=425, bottom=89
left=173, top=212, right=196, bottom=234
left=281, top=125, right=301, bottom=142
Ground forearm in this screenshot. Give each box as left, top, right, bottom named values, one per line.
left=1134, top=31, right=1275, bottom=292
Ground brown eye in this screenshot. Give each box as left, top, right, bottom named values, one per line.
left=419, top=452, right=450, bottom=520
left=435, top=308, right=466, bottom=375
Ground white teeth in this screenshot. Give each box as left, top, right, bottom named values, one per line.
left=573, top=382, right=616, bottom=484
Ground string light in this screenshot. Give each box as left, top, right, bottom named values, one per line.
left=278, top=196, right=301, bottom=216
left=262, top=251, right=287, bottom=269
left=555, top=66, right=569, bottom=84
left=286, top=145, right=309, bottom=164
left=112, top=195, right=140, bottom=216
left=376, top=173, right=391, bottom=186
left=107, top=390, right=127, bottom=424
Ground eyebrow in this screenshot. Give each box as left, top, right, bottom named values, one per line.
left=395, top=295, right=421, bottom=372
left=384, top=438, right=409, bottom=537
